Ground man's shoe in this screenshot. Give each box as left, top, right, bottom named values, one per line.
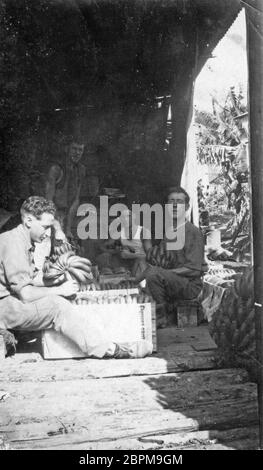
left=0, top=329, right=17, bottom=357
left=113, top=340, right=153, bottom=359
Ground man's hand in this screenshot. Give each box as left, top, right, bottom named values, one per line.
left=43, top=273, right=66, bottom=287
left=120, top=250, right=135, bottom=259
left=52, top=218, right=67, bottom=242
left=101, top=240, right=120, bottom=254
left=55, top=230, right=67, bottom=242
left=65, top=230, right=75, bottom=242
left=56, top=280, right=79, bottom=297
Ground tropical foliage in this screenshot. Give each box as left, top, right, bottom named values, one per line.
left=195, top=86, right=251, bottom=262
left=196, top=85, right=247, bottom=148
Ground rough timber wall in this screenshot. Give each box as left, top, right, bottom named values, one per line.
left=0, top=0, right=241, bottom=209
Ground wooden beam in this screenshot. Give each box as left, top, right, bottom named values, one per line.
left=168, top=43, right=197, bottom=185
left=246, top=0, right=263, bottom=450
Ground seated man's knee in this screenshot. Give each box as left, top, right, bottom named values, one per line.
left=48, top=295, right=72, bottom=315
left=145, top=267, right=162, bottom=283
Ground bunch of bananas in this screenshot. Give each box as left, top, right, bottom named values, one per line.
left=43, top=252, right=93, bottom=286
left=210, top=293, right=255, bottom=352
left=50, top=240, right=75, bottom=262
left=233, top=267, right=254, bottom=300
left=77, top=279, right=140, bottom=293
left=79, top=281, right=100, bottom=292
left=146, top=242, right=174, bottom=269
left=209, top=268, right=256, bottom=378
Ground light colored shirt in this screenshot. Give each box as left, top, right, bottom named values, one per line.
left=0, top=224, right=35, bottom=299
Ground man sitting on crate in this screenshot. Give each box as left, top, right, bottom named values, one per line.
left=0, top=196, right=152, bottom=359
left=143, top=187, right=207, bottom=328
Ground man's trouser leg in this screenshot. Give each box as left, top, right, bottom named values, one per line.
left=0, top=295, right=114, bottom=358
left=145, top=267, right=202, bottom=327
left=145, top=267, right=202, bottom=303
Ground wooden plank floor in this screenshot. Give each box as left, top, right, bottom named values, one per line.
left=0, top=326, right=259, bottom=450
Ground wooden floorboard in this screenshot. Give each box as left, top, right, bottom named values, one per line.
left=0, top=326, right=217, bottom=382
left=0, top=326, right=259, bottom=450
left=35, top=426, right=259, bottom=450
left=0, top=369, right=258, bottom=449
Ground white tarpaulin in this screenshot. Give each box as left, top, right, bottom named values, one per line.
left=181, top=114, right=199, bottom=226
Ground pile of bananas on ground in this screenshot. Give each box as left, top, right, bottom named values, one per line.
left=86, top=279, right=138, bottom=291
left=43, top=251, right=93, bottom=288
left=207, top=247, right=234, bottom=261
left=72, top=292, right=152, bottom=305
left=203, top=266, right=237, bottom=286
left=146, top=243, right=174, bottom=269
left=209, top=267, right=256, bottom=379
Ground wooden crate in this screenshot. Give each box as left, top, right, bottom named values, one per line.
left=176, top=300, right=199, bottom=328
left=42, top=300, right=157, bottom=359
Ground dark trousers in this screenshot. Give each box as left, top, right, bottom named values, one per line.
left=145, top=267, right=202, bottom=304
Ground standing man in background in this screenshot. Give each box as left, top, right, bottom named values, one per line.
left=46, top=138, right=86, bottom=240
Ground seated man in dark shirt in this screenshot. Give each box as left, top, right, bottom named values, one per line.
left=144, top=187, right=207, bottom=327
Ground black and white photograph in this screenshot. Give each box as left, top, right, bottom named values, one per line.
left=0, top=0, right=262, bottom=455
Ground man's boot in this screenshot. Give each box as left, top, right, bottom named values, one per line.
left=112, top=340, right=153, bottom=359
left=0, top=329, right=17, bottom=357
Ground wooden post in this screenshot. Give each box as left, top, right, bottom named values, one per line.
left=246, top=0, right=263, bottom=449
left=169, top=78, right=194, bottom=185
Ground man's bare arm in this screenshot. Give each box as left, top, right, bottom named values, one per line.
left=45, top=165, right=66, bottom=239
left=170, top=266, right=198, bottom=276
left=19, top=280, right=79, bottom=303
left=65, top=174, right=82, bottom=238
left=45, top=164, right=61, bottom=201
left=143, top=238, right=152, bottom=253
left=66, top=196, right=80, bottom=238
